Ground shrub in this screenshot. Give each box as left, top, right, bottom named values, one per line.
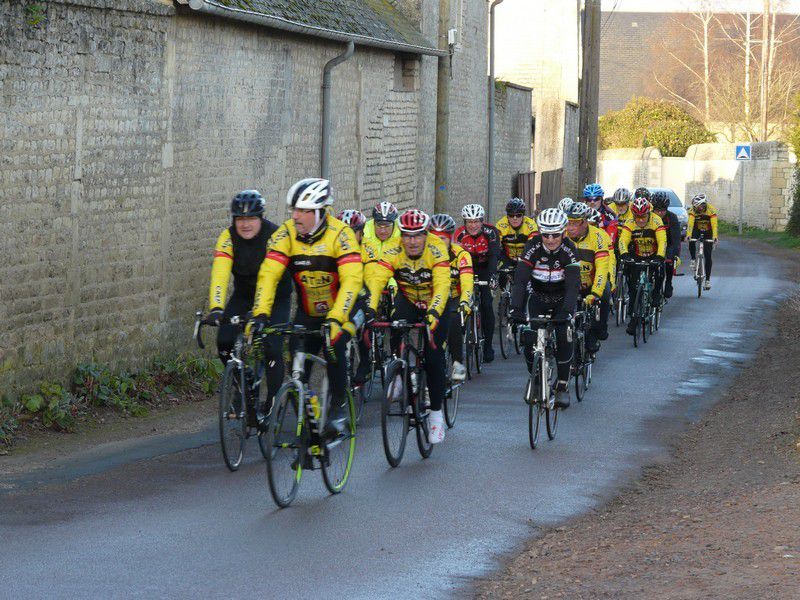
left=786, top=168, right=800, bottom=236
left=599, top=97, right=715, bottom=157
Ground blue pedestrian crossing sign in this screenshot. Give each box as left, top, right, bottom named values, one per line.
left=735, top=144, right=752, bottom=161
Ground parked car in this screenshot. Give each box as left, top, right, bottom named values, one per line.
left=648, top=187, right=688, bottom=240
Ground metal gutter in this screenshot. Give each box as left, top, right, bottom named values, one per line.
left=487, top=0, right=506, bottom=221
left=187, top=0, right=447, bottom=57
left=321, top=41, right=355, bottom=180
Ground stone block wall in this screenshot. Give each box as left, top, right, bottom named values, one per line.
left=491, top=82, right=532, bottom=216
left=0, top=0, right=436, bottom=393
left=597, top=143, right=795, bottom=230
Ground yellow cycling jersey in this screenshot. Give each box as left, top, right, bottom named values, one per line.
left=618, top=213, right=667, bottom=258
left=597, top=226, right=617, bottom=291
left=253, top=215, right=362, bottom=324
left=611, top=203, right=633, bottom=224
left=688, top=203, right=719, bottom=239
left=209, top=228, right=236, bottom=310
left=569, top=224, right=610, bottom=297
left=363, top=219, right=400, bottom=245
left=448, top=243, right=474, bottom=304
left=494, top=215, right=538, bottom=261
left=364, top=233, right=450, bottom=317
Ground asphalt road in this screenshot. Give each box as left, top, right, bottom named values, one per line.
left=0, top=242, right=793, bottom=599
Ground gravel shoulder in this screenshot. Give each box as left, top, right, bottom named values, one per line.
left=475, top=242, right=800, bottom=599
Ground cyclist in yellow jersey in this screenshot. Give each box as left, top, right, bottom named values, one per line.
left=588, top=208, right=617, bottom=292
left=364, top=209, right=451, bottom=444
left=687, top=193, right=718, bottom=291
left=610, top=187, right=633, bottom=223
left=430, top=213, right=474, bottom=383
left=206, top=190, right=293, bottom=416
left=251, top=178, right=362, bottom=436
left=619, top=197, right=667, bottom=335
left=363, top=201, right=400, bottom=246
left=495, top=198, right=538, bottom=276
left=565, top=202, right=610, bottom=353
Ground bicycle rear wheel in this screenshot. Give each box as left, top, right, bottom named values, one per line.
left=381, top=360, right=409, bottom=467
left=265, top=381, right=303, bottom=508
left=498, top=295, right=509, bottom=359
left=219, top=362, right=246, bottom=471
left=322, top=390, right=356, bottom=495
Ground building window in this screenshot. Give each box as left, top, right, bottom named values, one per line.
left=394, top=55, right=419, bottom=92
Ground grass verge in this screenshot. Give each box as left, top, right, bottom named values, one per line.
left=719, top=219, right=800, bottom=249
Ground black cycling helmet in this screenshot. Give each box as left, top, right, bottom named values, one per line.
left=231, top=190, right=265, bottom=217
left=506, top=197, right=526, bottom=216
left=651, top=191, right=670, bottom=211
left=633, top=187, right=651, bottom=202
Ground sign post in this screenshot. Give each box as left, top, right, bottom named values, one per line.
left=735, top=144, right=752, bottom=234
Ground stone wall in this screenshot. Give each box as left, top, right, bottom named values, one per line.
left=491, top=82, right=532, bottom=216
left=0, top=0, right=532, bottom=393
left=597, top=143, right=796, bottom=230
left=440, top=0, right=490, bottom=217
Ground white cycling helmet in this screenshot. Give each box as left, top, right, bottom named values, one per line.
left=691, top=193, right=707, bottom=208
left=613, top=187, right=632, bottom=204
left=566, top=202, right=591, bottom=220
left=461, top=204, right=485, bottom=220
left=587, top=208, right=602, bottom=225
left=286, top=178, right=333, bottom=209
left=537, top=208, right=568, bottom=234
left=557, top=197, right=575, bottom=213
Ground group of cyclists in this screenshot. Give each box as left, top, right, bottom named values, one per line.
left=202, top=178, right=720, bottom=456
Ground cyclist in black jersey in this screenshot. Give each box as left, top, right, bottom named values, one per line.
left=510, top=208, right=580, bottom=409
left=207, top=190, right=292, bottom=407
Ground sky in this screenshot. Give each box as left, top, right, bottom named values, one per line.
left=608, top=0, right=800, bottom=12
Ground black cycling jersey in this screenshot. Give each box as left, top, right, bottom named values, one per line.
left=512, top=235, right=581, bottom=313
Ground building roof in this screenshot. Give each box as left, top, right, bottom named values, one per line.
left=186, top=0, right=445, bottom=56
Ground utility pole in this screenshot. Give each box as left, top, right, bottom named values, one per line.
left=487, top=0, right=505, bottom=222
left=578, top=0, right=601, bottom=188
left=434, top=0, right=451, bottom=213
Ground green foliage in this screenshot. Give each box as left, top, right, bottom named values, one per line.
left=719, top=219, right=800, bottom=249
left=0, top=396, right=20, bottom=447
left=20, top=382, right=78, bottom=432
left=25, top=3, right=45, bottom=28
left=599, top=97, right=715, bottom=157
left=786, top=169, right=800, bottom=237
left=788, top=93, right=800, bottom=157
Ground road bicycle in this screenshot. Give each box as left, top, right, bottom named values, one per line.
left=613, top=264, right=628, bottom=327
left=689, top=237, right=711, bottom=298
left=520, top=315, right=570, bottom=449
left=443, top=326, right=463, bottom=429
left=262, top=324, right=356, bottom=508
left=195, top=311, right=270, bottom=471
left=496, top=266, right=521, bottom=359
left=464, top=280, right=489, bottom=379
left=351, top=289, right=393, bottom=422
left=624, top=259, right=658, bottom=348
left=373, top=320, right=434, bottom=467
left=572, top=300, right=598, bottom=403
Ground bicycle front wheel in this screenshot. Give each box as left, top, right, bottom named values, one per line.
left=414, top=370, right=433, bottom=459
left=498, top=295, right=509, bottom=359
left=526, top=362, right=542, bottom=449
left=322, top=390, right=356, bottom=495
left=219, top=362, right=246, bottom=472
left=474, top=313, right=483, bottom=374
left=381, top=360, right=409, bottom=467
left=574, top=343, right=586, bottom=403
left=444, top=349, right=459, bottom=429
left=265, top=381, right=304, bottom=508
left=464, top=316, right=473, bottom=380
left=544, top=354, right=559, bottom=440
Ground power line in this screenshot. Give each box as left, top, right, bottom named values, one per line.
left=602, top=0, right=622, bottom=34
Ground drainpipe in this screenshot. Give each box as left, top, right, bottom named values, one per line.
left=321, top=40, right=355, bottom=180
left=487, top=0, right=505, bottom=222
left=435, top=0, right=452, bottom=213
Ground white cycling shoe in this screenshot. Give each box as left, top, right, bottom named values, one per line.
left=428, top=410, right=446, bottom=444
left=451, top=361, right=466, bottom=382
left=704, top=280, right=711, bottom=291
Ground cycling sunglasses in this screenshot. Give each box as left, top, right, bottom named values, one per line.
left=541, top=232, right=563, bottom=239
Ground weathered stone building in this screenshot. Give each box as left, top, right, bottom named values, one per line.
left=0, top=0, right=532, bottom=392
